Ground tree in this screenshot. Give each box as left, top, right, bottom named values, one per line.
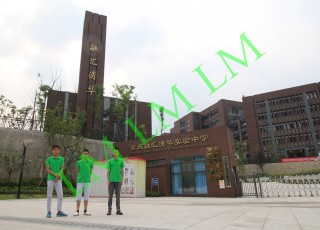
left=0, top=95, right=33, bottom=129
left=36, top=84, right=52, bottom=131
left=308, top=149, right=318, bottom=157
left=256, top=146, right=266, bottom=175
left=111, top=84, right=136, bottom=141
left=92, top=84, right=104, bottom=139
left=0, top=95, right=17, bottom=128
left=11, top=106, right=33, bottom=130
left=30, top=70, right=62, bottom=131
left=234, top=141, right=247, bottom=175
left=0, top=151, right=20, bottom=184
left=44, top=102, right=86, bottom=178
left=138, top=124, right=147, bottom=137
left=266, top=143, right=276, bottom=162
left=159, top=106, right=164, bottom=135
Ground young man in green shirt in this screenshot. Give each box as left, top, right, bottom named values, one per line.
left=73, top=149, right=93, bottom=216
left=107, top=147, right=124, bottom=215
left=46, top=145, right=68, bottom=218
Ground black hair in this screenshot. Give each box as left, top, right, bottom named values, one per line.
left=83, top=149, right=89, bottom=153
left=52, top=145, right=60, bottom=149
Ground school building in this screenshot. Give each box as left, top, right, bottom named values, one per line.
left=116, top=126, right=239, bottom=197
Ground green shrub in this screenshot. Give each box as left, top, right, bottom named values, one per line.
left=146, top=191, right=165, bottom=197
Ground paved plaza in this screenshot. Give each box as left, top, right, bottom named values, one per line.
left=0, top=196, right=320, bottom=230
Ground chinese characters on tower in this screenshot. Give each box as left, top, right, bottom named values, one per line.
left=86, top=43, right=99, bottom=96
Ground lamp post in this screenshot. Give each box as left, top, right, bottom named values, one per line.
left=17, top=139, right=34, bottom=199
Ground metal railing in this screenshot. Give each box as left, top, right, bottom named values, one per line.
left=238, top=174, right=320, bottom=197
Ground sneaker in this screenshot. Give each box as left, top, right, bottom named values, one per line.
left=107, top=209, right=111, bottom=215
left=84, top=212, right=91, bottom=216
left=46, top=212, right=51, bottom=218
left=116, top=209, right=123, bottom=215
left=56, top=211, right=68, bottom=217
left=73, top=211, right=79, bottom=216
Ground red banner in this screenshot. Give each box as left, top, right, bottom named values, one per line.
left=281, top=157, right=317, bottom=163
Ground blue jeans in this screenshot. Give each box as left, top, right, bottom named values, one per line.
left=108, top=182, right=121, bottom=210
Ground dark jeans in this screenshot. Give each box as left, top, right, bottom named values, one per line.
left=108, top=182, right=121, bottom=210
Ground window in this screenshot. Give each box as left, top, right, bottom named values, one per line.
left=171, top=156, right=207, bottom=195
left=210, top=109, right=219, bottom=117
left=211, top=119, right=220, bottom=127
left=297, top=120, right=301, bottom=128
left=310, top=92, right=314, bottom=99
left=147, top=159, right=165, bottom=167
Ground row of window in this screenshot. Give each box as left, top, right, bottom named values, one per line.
left=306, top=91, right=318, bottom=99
left=260, top=117, right=320, bottom=133
left=309, top=104, right=320, bottom=112
left=256, top=94, right=303, bottom=108
left=258, top=106, right=308, bottom=120
left=256, top=91, right=318, bottom=108
left=260, top=120, right=308, bottom=132
left=262, top=132, right=320, bottom=145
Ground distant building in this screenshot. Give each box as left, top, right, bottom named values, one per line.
left=171, top=99, right=247, bottom=145
left=243, top=82, right=320, bottom=161
left=47, top=90, right=151, bottom=141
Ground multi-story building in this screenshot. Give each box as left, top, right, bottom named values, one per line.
left=243, top=82, right=320, bottom=161
left=47, top=90, right=151, bottom=141
left=171, top=99, right=247, bottom=146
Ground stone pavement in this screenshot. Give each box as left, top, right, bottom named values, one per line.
left=0, top=196, right=320, bottom=230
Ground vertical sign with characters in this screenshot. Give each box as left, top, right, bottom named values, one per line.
left=120, top=161, right=136, bottom=197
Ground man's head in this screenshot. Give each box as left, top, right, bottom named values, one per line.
left=83, top=149, right=89, bottom=155
left=82, top=149, right=89, bottom=160
left=52, top=145, right=60, bottom=157
left=113, top=146, right=119, bottom=159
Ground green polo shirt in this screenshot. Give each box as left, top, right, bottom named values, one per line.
left=107, top=158, right=124, bottom=182
left=76, top=159, right=93, bottom=183
left=46, top=156, right=64, bottom=181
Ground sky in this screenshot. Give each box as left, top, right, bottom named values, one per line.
left=1, top=0, right=320, bottom=135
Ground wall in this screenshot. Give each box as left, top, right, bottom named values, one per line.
left=243, top=161, right=320, bottom=175
left=0, top=128, right=111, bottom=181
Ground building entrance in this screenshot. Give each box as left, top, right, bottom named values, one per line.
left=171, top=156, right=207, bottom=195
left=287, top=149, right=305, bottom=158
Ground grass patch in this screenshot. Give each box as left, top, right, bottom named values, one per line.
left=146, top=191, right=165, bottom=197
left=0, top=194, right=74, bottom=200
left=0, top=194, right=48, bottom=200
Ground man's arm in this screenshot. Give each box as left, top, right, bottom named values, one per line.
left=46, top=166, right=60, bottom=177
left=106, top=170, right=110, bottom=186
left=55, top=166, right=64, bottom=182
left=121, top=168, right=124, bottom=185
left=46, top=166, right=61, bottom=182
left=75, top=169, right=78, bottom=178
